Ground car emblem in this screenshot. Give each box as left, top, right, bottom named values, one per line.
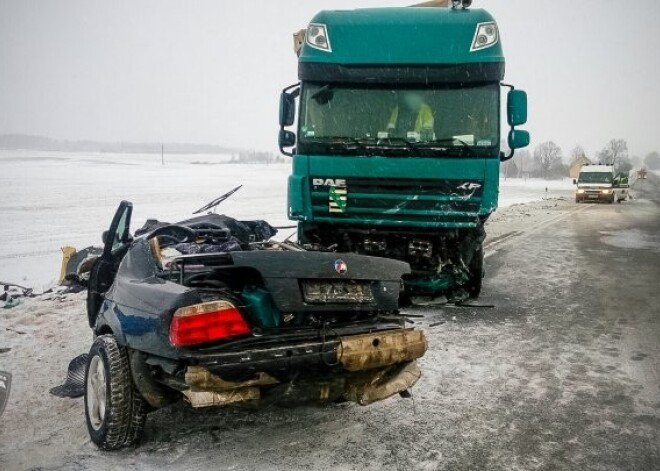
left=334, top=259, right=348, bottom=274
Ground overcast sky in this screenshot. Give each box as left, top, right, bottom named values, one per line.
left=1, top=0, right=659, bottom=158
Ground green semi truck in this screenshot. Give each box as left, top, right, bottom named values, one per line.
left=278, top=1, right=529, bottom=300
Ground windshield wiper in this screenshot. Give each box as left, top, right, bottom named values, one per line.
left=193, top=185, right=243, bottom=214
left=305, top=136, right=481, bottom=157
left=311, top=136, right=373, bottom=153
left=415, top=138, right=476, bottom=156
left=375, top=136, right=415, bottom=149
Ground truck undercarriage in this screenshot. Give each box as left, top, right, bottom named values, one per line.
left=299, top=222, right=486, bottom=299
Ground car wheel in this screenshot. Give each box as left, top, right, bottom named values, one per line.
left=84, top=335, right=147, bottom=450
left=466, top=244, right=484, bottom=299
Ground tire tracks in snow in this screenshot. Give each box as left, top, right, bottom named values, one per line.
left=484, top=203, right=592, bottom=259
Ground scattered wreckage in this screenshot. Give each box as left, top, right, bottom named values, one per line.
left=79, top=199, right=427, bottom=450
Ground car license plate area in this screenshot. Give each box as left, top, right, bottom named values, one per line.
left=301, top=280, right=374, bottom=304
left=588, top=194, right=599, bottom=199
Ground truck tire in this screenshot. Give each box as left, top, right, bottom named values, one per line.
left=84, top=335, right=148, bottom=450
left=466, top=244, right=484, bottom=299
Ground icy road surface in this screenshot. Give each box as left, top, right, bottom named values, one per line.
left=0, top=175, right=658, bottom=470
left=0, top=150, right=573, bottom=290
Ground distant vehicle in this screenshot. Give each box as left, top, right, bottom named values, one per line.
left=612, top=172, right=630, bottom=203
left=574, top=164, right=623, bottom=204
left=83, top=201, right=426, bottom=450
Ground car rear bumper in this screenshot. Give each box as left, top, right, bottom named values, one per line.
left=176, top=328, right=427, bottom=407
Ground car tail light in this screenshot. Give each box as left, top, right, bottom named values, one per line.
left=169, top=300, right=251, bottom=347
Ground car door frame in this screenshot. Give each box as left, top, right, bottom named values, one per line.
left=86, top=201, right=133, bottom=328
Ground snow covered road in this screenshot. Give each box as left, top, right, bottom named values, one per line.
left=1, top=184, right=658, bottom=469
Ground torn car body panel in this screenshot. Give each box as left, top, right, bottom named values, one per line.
left=336, top=328, right=427, bottom=372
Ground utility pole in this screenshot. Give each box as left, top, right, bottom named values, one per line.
left=161, top=143, right=164, bottom=166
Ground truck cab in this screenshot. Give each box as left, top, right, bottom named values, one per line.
left=279, top=4, right=529, bottom=299
left=574, top=165, right=616, bottom=204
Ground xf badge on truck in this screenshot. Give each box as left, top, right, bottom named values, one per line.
left=456, top=182, right=482, bottom=191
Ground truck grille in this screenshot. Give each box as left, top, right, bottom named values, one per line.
left=311, top=177, right=483, bottom=227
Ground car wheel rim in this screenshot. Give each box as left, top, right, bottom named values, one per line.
left=87, top=354, right=107, bottom=431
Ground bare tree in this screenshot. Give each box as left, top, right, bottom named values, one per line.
left=515, top=148, right=531, bottom=177
left=533, top=141, right=563, bottom=179
left=569, top=145, right=586, bottom=164
left=617, top=158, right=633, bottom=174
left=597, top=139, right=628, bottom=167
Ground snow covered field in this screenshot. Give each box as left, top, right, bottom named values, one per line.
left=0, top=150, right=574, bottom=289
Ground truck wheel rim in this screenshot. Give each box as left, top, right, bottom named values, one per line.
left=87, top=355, right=106, bottom=431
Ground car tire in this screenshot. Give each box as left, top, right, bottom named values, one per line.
left=84, top=335, right=148, bottom=450
left=466, top=244, right=484, bottom=299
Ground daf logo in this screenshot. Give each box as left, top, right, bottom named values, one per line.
left=334, top=259, right=348, bottom=274
left=313, top=178, right=346, bottom=187
left=456, top=182, right=482, bottom=191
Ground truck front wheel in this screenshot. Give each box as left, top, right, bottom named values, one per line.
left=84, top=335, right=148, bottom=450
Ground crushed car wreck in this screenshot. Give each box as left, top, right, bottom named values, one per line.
left=83, top=200, right=427, bottom=450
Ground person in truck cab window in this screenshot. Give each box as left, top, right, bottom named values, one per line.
left=386, top=91, right=434, bottom=139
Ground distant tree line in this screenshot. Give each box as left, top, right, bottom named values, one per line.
left=501, top=137, right=659, bottom=179
left=0, top=133, right=241, bottom=155
left=501, top=141, right=568, bottom=180
left=230, top=151, right=282, bottom=164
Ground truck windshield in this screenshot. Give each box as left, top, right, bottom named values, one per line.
left=578, top=172, right=613, bottom=184
left=299, top=83, right=499, bottom=157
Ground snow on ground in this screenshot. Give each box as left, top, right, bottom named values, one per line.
left=2, top=195, right=655, bottom=470
left=498, top=176, right=574, bottom=206
left=0, top=150, right=291, bottom=290
left=0, top=150, right=573, bottom=289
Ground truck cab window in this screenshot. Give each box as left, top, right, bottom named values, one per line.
left=300, top=83, right=499, bottom=155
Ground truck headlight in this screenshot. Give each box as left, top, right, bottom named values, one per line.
left=470, top=22, right=499, bottom=52
left=306, top=23, right=332, bottom=52
left=577, top=189, right=585, bottom=194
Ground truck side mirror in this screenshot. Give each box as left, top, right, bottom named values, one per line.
left=279, top=93, right=296, bottom=127
left=573, top=179, right=577, bottom=185
left=507, top=129, right=530, bottom=150
left=102, top=230, right=109, bottom=245
left=507, top=89, right=527, bottom=127
left=279, top=129, right=296, bottom=148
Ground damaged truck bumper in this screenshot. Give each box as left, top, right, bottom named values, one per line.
left=181, top=328, right=427, bottom=408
